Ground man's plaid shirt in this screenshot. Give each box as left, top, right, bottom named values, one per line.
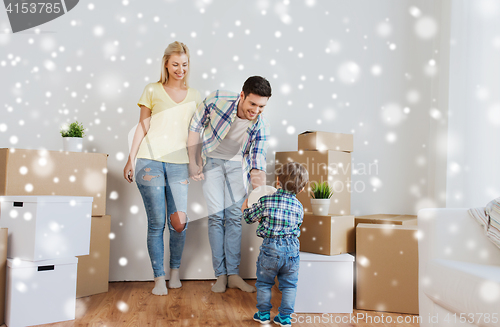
left=243, top=189, right=304, bottom=238
left=189, top=90, right=269, bottom=190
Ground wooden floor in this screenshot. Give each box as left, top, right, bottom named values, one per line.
left=32, top=281, right=420, bottom=327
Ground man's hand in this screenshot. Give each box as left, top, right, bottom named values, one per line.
left=241, top=198, right=249, bottom=213
left=250, top=169, right=266, bottom=189
left=189, top=162, right=204, bottom=181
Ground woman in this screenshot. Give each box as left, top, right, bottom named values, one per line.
left=123, top=41, right=201, bottom=295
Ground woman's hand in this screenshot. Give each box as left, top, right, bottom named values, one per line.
left=189, top=162, right=204, bottom=181
left=124, top=158, right=135, bottom=183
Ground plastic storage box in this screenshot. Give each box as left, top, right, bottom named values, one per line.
left=0, top=196, right=92, bottom=261
left=295, top=252, right=354, bottom=313
left=5, top=257, right=78, bottom=327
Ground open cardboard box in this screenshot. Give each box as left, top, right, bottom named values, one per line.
left=355, top=214, right=417, bottom=227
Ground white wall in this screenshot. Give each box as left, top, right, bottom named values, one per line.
left=445, top=0, right=500, bottom=208
left=0, top=0, right=447, bottom=281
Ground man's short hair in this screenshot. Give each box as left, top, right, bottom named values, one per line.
left=242, top=76, right=272, bottom=98
left=277, top=162, right=309, bottom=194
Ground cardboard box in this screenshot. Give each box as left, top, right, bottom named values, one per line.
left=0, top=148, right=108, bottom=216
left=0, top=195, right=93, bottom=261
left=275, top=151, right=351, bottom=215
left=355, top=214, right=417, bottom=227
left=77, top=215, right=111, bottom=298
left=296, top=252, right=354, bottom=313
left=298, top=131, right=353, bottom=153
left=356, top=223, right=419, bottom=314
left=0, top=228, right=7, bottom=326
left=6, top=257, right=78, bottom=327
left=299, top=213, right=354, bottom=255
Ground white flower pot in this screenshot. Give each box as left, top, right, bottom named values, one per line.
left=62, top=137, right=83, bottom=152
left=311, top=199, right=331, bottom=216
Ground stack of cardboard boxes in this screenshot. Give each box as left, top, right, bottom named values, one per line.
left=275, top=134, right=420, bottom=315
left=275, top=131, right=355, bottom=313
left=0, top=148, right=111, bottom=325
left=275, top=131, right=355, bottom=256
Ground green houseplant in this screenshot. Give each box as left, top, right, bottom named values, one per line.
left=60, top=121, right=85, bottom=138
left=60, top=121, right=85, bottom=152
left=310, top=181, right=334, bottom=216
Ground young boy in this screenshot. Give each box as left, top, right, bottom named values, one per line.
left=242, top=162, right=309, bottom=326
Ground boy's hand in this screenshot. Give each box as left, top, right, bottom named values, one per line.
left=241, top=198, right=249, bottom=213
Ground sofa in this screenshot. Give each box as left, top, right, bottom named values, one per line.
left=418, top=208, right=500, bottom=327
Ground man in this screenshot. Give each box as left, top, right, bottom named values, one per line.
left=187, top=76, right=272, bottom=293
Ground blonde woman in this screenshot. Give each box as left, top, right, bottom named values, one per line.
left=123, top=41, right=201, bottom=295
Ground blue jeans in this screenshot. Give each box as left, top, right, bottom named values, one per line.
left=202, top=157, right=247, bottom=277
left=135, top=158, right=189, bottom=278
left=256, top=237, right=300, bottom=315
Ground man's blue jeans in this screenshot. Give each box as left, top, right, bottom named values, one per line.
left=202, top=157, right=247, bottom=277
left=256, top=237, right=300, bottom=315
left=136, top=158, right=189, bottom=278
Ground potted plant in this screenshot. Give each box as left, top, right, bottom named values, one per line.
left=60, top=121, right=85, bottom=152
left=310, top=181, right=334, bottom=216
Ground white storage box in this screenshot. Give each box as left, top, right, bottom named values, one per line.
left=295, top=252, right=354, bottom=313
left=5, top=257, right=78, bottom=327
left=0, top=196, right=93, bottom=261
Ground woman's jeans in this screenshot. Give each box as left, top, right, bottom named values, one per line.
left=135, top=158, right=189, bottom=278
left=202, top=157, right=247, bottom=277
left=256, top=237, right=300, bottom=315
